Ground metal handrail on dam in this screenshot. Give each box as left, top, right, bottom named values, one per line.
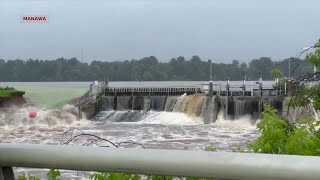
left=105, top=87, right=202, bottom=96
left=104, top=85, right=282, bottom=97
left=1, top=143, right=320, bottom=180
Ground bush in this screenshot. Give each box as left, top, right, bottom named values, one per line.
left=249, top=104, right=320, bottom=155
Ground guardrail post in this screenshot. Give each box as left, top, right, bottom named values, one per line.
left=0, top=167, right=14, bottom=180
left=242, top=76, right=246, bottom=96
left=219, top=81, right=221, bottom=95
left=226, top=77, right=230, bottom=96
left=251, top=81, right=253, bottom=96
left=259, top=75, right=263, bottom=96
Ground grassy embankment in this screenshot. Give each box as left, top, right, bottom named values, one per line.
left=0, top=87, right=25, bottom=98
left=12, top=86, right=87, bottom=109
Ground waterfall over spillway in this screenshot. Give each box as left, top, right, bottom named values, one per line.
left=233, top=97, right=262, bottom=120
left=100, top=96, right=114, bottom=111
left=116, top=96, right=132, bottom=110
left=164, top=96, right=179, bottom=112
left=173, top=94, right=205, bottom=117
left=200, top=96, right=220, bottom=124
left=143, top=97, right=151, bottom=111
left=132, top=96, right=144, bottom=110
left=150, top=96, right=167, bottom=111
left=99, top=94, right=284, bottom=124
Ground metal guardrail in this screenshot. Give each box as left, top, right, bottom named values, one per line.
left=1, top=143, right=320, bottom=180
left=106, top=87, right=202, bottom=93
left=76, top=81, right=106, bottom=108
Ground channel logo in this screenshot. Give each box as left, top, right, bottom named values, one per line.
left=20, top=15, right=49, bottom=23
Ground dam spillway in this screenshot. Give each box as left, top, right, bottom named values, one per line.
left=98, top=95, right=284, bottom=124
left=80, top=82, right=284, bottom=123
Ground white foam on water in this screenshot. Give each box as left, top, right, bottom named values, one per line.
left=0, top=104, right=90, bottom=144
left=0, top=104, right=88, bottom=127
left=215, top=111, right=257, bottom=128
left=1, top=102, right=260, bottom=179
left=139, top=111, right=203, bottom=125
left=1, top=82, right=265, bottom=178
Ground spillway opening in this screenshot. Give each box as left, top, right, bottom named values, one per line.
left=98, top=95, right=284, bottom=125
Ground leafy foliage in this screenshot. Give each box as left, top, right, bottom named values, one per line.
left=306, top=39, right=320, bottom=68
left=17, top=173, right=40, bottom=180
left=250, top=104, right=320, bottom=155
left=204, top=146, right=218, bottom=152
left=147, top=175, right=173, bottom=180
left=0, top=86, right=24, bottom=98
left=89, top=172, right=218, bottom=180
left=271, top=68, right=282, bottom=78
left=250, top=105, right=293, bottom=154
left=47, top=169, right=60, bottom=180
left=89, top=172, right=141, bottom=180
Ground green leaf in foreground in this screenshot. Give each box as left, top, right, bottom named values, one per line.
left=17, top=173, right=40, bottom=180
left=47, top=169, right=60, bottom=180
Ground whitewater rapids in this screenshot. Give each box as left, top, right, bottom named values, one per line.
left=0, top=103, right=259, bottom=179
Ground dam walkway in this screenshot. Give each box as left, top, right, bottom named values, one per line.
left=103, top=85, right=282, bottom=97
left=77, top=81, right=285, bottom=120
left=105, top=87, right=203, bottom=96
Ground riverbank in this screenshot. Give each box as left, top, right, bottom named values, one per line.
left=0, top=87, right=26, bottom=106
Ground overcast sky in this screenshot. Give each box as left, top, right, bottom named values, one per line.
left=0, top=0, right=319, bottom=63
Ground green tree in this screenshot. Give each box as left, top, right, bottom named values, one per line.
left=271, top=68, right=282, bottom=78
left=248, top=57, right=274, bottom=80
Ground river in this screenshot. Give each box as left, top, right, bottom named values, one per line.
left=0, top=81, right=261, bottom=179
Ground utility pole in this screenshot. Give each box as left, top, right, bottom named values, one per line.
left=288, top=58, right=290, bottom=79
left=209, top=59, right=212, bottom=81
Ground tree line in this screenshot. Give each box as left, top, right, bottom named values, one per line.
left=0, top=56, right=313, bottom=82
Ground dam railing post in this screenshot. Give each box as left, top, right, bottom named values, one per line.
left=219, top=81, right=221, bottom=95
left=242, top=76, right=246, bottom=96
left=226, top=77, right=230, bottom=119
left=226, top=77, right=230, bottom=96
left=251, top=81, right=253, bottom=96
left=209, top=81, right=213, bottom=97
left=259, top=75, right=263, bottom=97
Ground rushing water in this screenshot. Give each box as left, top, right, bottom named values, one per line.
left=0, top=104, right=259, bottom=179
left=0, top=81, right=261, bottom=179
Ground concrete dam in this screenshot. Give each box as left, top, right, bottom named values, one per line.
left=79, top=82, right=284, bottom=124
left=98, top=94, right=283, bottom=124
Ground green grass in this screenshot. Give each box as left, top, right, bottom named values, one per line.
left=0, top=87, right=24, bottom=98
left=13, top=86, right=87, bottom=109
